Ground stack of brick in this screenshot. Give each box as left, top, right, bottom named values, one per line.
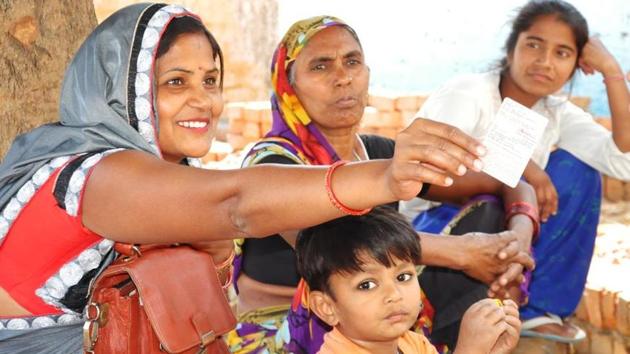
left=221, top=94, right=428, bottom=150
left=572, top=226, right=630, bottom=354
left=359, top=94, right=427, bottom=139
left=200, top=140, right=233, bottom=164
left=224, top=101, right=272, bottom=151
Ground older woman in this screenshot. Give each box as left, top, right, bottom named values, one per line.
left=0, top=5, right=487, bottom=353
left=230, top=16, right=538, bottom=353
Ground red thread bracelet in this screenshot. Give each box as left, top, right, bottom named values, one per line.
left=505, top=201, right=540, bottom=242
left=325, top=160, right=372, bottom=216
left=603, top=75, right=626, bottom=84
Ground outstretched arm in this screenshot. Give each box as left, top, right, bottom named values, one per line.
left=82, top=118, right=485, bottom=245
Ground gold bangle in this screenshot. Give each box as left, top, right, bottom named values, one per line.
left=215, top=249, right=235, bottom=270
left=216, top=264, right=233, bottom=289
left=214, top=249, right=235, bottom=289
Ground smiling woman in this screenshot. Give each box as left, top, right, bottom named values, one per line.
left=0, top=4, right=492, bottom=353
left=155, top=20, right=224, bottom=163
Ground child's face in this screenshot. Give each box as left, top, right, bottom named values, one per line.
left=318, top=254, right=421, bottom=343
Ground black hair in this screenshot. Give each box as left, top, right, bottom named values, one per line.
left=296, top=206, right=421, bottom=298
left=500, top=0, right=589, bottom=77
left=157, top=16, right=224, bottom=90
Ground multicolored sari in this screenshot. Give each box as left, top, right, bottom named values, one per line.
left=227, top=16, right=359, bottom=354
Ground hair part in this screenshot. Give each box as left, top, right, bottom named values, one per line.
left=157, top=16, right=224, bottom=90
left=296, top=206, right=421, bottom=299
left=499, top=0, right=589, bottom=76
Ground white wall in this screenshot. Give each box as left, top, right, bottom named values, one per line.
left=278, top=0, right=630, bottom=116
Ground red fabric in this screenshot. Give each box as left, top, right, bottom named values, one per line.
left=295, top=124, right=334, bottom=165
left=0, top=165, right=102, bottom=316
left=275, top=46, right=294, bottom=98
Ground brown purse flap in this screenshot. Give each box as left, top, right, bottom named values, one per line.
left=116, top=246, right=236, bottom=353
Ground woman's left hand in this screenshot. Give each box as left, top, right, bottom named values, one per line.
left=487, top=227, right=534, bottom=298
left=579, top=37, right=622, bottom=76
left=189, top=240, right=235, bottom=264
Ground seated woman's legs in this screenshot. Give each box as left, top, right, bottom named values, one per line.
left=521, top=149, right=601, bottom=337
left=415, top=149, right=601, bottom=346
left=416, top=197, right=505, bottom=349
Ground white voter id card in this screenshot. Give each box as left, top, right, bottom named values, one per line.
left=480, top=98, right=548, bottom=188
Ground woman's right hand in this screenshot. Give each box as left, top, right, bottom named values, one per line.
left=524, top=161, right=557, bottom=222
left=388, top=118, right=486, bottom=201
left=457, top=231, right=534, bottom=285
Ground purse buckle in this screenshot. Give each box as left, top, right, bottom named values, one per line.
left=83, top=302, right=111, bottom=353
left=200, top=330, right=216, bottom=346
left=195, top=330, right=216, bottom=354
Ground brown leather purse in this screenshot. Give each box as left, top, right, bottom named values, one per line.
left=83, top=244, right=236, bottom=354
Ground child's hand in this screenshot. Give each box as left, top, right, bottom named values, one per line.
left=490, top=300, right=521, bottom=354
left=454, top=298, right=509, bottom=354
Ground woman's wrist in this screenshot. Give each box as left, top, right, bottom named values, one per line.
left=212, top=246, right=235, bottom=265
left=325, top=161, right=372, bottom=216
left=333, top=159, right=397, bottom=211
left=506, top=214, right=534, bottom=247
left=505, top=202, right=539, bottom=243
left=601, top=62, right=624, bottom=80
left=420, top=233, right=470, bottom=270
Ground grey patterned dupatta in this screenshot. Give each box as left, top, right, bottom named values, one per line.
left=0, top=3, right=202, bottom=212
left=0, top=3, right=203, bottom=353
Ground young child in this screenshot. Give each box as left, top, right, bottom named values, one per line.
left=296, top=207, right=521, bottom=354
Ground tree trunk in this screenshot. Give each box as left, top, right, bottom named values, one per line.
left=0, top=0, right=97, bottom=161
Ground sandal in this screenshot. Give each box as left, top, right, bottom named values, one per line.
left=520, top=313, right=586, bottom=343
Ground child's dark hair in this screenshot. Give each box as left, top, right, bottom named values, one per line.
left=499, top=0, right=589, bottom=76
left=157, top=16, right=224, bottom=90
left=296, top=206, right=420, bottom=298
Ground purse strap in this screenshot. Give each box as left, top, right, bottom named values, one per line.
left=113, top=242, right=172, bottom=257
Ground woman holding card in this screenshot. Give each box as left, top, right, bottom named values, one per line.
left=404, top=0, right=630, bottom=344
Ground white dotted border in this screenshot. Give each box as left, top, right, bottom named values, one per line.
left=133, top=4, right=190, bottom=157
left=0, top=156, right=71, bottom=247
left=0, top=313, right=82, bottom=330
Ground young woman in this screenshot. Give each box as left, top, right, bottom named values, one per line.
left=0, top=4, right=487, bottom=353
left=408, top=0, right=630, bottom=344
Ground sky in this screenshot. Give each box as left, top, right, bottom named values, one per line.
left=278, top=0, right=630, bottom=116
